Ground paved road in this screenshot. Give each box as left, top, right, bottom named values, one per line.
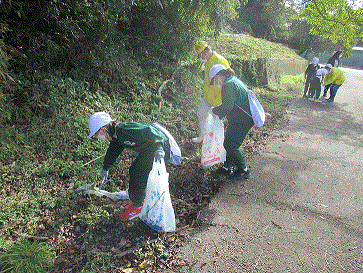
left=338, top=67, right=363, bottom=122
left=167, top=68, right=363, bottom=272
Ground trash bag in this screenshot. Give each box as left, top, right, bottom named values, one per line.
left=139, top=158, right=176, bottom=232
left=236, top=89, right=265, bottom=127
left=94, top=188, right=129, bottom=200
left=152, top=122, right=182, bottom=165
left=247, top=89, right=265, bottom=127
left=201, top=113, right=226, bottom=169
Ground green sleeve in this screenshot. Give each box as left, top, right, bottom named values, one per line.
left=103, top=139, right=124, bottom=171
left=212, top=81, right=236, bottom=119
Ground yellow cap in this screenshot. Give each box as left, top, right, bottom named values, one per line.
left=194, top=40, right=208, bottom=57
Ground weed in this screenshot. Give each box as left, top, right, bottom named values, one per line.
left=134, top=237, right=177, bottom=271
left=82, top=204, right=113, bottom=226
left=0, top=238, right=55, bottom=273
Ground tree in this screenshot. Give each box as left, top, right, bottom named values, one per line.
left=286, top=18, right=343, bottom=55
left=0, top=0, right=239, bottom=89
left=234, top=0, right=294, bottom=39
left=301, top=0, right=363, bottom=49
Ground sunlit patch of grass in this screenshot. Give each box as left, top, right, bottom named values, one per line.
left=280, top=74, right=304, bottom=84
left=214, top=35, right=305, bottom=60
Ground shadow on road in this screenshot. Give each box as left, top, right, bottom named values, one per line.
left=195, top=97, right=363, bottom=240
left=289, top=98, right=363, bottom=148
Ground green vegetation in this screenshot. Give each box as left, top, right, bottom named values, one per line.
left=0, top=34, right=304, bottom=271
left=229, top=0, right=363, bottom=55
left=302, top=0, right=363, bottom=49
left=0, top=238, right=55, bottom=273
left=214, top=35, right=302, bottom=60
left=280, top=74, right=305, bottom=84
left=0, top=0, right=325, bottom=271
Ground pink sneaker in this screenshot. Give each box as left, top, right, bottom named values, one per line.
left=119, top=203, right=142, bottom=220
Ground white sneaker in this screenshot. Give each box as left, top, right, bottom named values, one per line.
left=192, top=135, right=203, bottom=143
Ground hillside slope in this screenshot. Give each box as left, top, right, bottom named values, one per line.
left=0, top=35, right=305, bottom=272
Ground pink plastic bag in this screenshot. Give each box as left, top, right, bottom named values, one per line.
left=201, top=114, right=226, bottom=169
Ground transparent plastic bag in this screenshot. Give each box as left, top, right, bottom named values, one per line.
left=139, top=158, right=176, bottom=232
left=201, top=113, right=226, bottom=169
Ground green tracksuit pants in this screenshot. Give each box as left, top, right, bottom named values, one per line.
left=129, top=150, right=156, bottom=207
left=308, top=77, right=322, bottom=99
left=223, top=118, right=254, bottom=170
left=128, top=140, right=170, bottom=208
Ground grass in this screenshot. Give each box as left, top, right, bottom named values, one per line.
left=0, top=34, right=304, bottom=272
left=0, top=238, right=55, bottom=273
left=213, top=34, right=305, bottom=60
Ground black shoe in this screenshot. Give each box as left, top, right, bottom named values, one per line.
left=230, top=169, right=250, bottom=180
left=212, top=166, right=232, bottom=176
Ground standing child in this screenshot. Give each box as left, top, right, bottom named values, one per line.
left=308, top=65, right=329, bottom=101
left=303, top=57, right=320, bottom=98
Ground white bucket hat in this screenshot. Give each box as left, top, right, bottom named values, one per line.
left=312, top=57, right=319, bottom=65
left=209, top=64, right=227, bottom=81
left=88, top=112, right=114, bottom=138
left=325, top=63, right=332, bottom=69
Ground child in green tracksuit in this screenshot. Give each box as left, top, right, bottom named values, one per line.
left=308, top=66, right=329, bottom=101
left=210, top=65, right=254, bottom=180
left=304, top=57, right=320, bottom=98
left=87, top=112, right=181, bottom=220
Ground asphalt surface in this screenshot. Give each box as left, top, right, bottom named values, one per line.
left=167, top=68, right=363, bottom=272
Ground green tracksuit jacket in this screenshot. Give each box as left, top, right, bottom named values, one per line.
left=212, top=76, right=254, bottom=170
left=103, top=123, right=170, bottom=207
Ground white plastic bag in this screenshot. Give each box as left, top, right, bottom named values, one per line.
left=201, top=113, right=226, bottom=169
left=236, top=89, right=265, bottom=127
left=139, top=158, right=176, bottom=232
left=247, top=89, right=265, bottom=127
left=152, top=122, right=182, bottom=165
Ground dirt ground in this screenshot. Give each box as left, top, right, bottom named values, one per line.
left=161, top=68, right=363, bottom=272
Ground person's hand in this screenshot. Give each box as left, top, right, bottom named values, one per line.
left=101, top=169, right=108, bottom=182
left=154, top=150, right=165, bottom=162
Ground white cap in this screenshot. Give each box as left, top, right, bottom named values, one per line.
left=209, top=64, right=227, bottom=80
left=312, top=57, right=319, bottom=65
left=325, top=63, right=332, bottom=69
left=88, top=112, right=114, bottom=138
